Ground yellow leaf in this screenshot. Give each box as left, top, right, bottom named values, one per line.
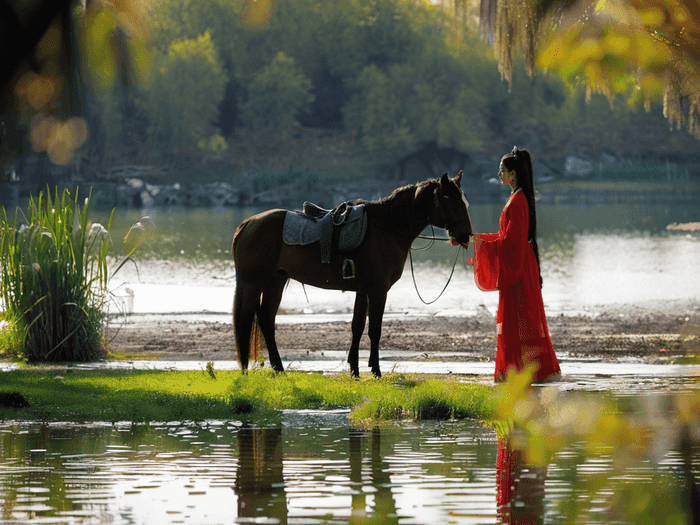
left=635, top=33, right=672, bottom=66
left=569, top=39, right=604, bottom=65
left=639, top=7, right=666, bottom=27
left=537, top=34, right=565, bottom=69
left=639, top=73, right=664, bottom=97
left=673, top=5, right=690, bottom=24
left=584, top=61, right=604, bottom=84
left=127, top=38, right=153, bottom=85
left=604, top=33, right=630, bottom=55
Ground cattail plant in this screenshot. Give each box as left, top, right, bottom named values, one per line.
left=0, top=188, right=115, bottom=361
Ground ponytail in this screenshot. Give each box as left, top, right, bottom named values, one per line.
left=502, top=147, right=543, bottom=287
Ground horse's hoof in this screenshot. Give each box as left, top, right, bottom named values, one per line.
left=350, top=369, right=360, bottom=380
left=372, top=369, right=382, bottom=379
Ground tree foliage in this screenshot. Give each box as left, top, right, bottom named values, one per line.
left=145, top=31, right=227, bottom=153
left=239, top=52, right=314, bottom=133
left=478, top=0, right=700, bottom=137
left=3, top=0, right=699, bottom=175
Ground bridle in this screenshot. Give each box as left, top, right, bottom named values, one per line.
left=409, top=182, right=470, bottom=305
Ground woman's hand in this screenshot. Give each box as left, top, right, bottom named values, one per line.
left=449, top=232, right=475, bottom=248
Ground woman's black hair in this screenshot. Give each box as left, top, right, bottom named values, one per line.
left=502, top=147, right=543, bottom=287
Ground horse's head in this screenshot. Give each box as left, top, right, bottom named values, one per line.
left=434, top=171, right=473, bottom=246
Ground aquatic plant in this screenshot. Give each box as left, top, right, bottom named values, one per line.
left=0, top=189, right=112, bottom=361
left=0, top=188, right=148, bottom=361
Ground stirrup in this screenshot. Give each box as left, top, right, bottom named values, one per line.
left=342, top=259, right=355, bottom=279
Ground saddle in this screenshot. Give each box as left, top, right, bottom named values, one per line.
left=283, top=201, right=368, bottom=274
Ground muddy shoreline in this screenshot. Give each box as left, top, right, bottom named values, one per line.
left=105, top=302, right=700, bottom=365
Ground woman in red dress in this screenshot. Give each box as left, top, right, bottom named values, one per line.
left=470, top=147, right=560, bottom=383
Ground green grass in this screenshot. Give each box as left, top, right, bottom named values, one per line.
left=0, top=368, right=496, bottom=424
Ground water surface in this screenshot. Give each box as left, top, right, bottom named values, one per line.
left=0, top=410, right=697, bottom=524
left=96, top=200, right=700, bottom=319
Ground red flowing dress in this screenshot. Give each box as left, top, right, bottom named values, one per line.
left=472, top=190, right=560, bottom=382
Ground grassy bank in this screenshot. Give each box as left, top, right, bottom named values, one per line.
left=0, top=368, right=496, bottom=424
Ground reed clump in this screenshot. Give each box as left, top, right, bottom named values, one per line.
left=0, top=189, right=112, bottom=361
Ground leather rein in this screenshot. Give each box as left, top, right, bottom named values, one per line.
left=408, top=188, right=469, bottom=305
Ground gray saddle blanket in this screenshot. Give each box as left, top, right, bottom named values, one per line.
left=283, top=202, right=367, bottom=263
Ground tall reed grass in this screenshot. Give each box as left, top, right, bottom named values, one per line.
left=0, top=189, right=114, bottom=361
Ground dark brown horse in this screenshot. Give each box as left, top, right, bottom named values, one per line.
left=232, top=172, right=473, bottom=378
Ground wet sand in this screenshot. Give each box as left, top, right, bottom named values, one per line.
left=105, top=302, right=700, bottom=365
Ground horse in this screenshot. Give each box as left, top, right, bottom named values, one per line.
left=232, top=172, right=473, bottom=378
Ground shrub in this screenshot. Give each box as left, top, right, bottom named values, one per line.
left=0, top=189, right=113, bottom=361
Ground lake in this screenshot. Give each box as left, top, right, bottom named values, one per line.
left=94, top=198, right=700, bottom=321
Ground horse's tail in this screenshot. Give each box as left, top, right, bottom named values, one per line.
left=250, top=314, right=261, bottom=363
left=233, top=269, right=264, bottom=368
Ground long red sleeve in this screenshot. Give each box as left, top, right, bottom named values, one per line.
left=473, top=192, right=529, bottom=291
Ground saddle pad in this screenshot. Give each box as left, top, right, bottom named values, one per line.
left=282, top=205, right=367, bottom=250
left=283, top=211, right=323, bottom=246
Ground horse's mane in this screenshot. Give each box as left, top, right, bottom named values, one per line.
left=362, top=178, right=438, bottom=234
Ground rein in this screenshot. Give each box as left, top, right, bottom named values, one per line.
left=365, top=180, right=468, bottom=305
left=409, top=240, right=463, bottom=305
left=409, top=226, right=467, bottom=305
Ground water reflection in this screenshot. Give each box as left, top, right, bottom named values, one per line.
left=235, top=425, right=287, bottom=521
left=348, top=427, right=399, bottom=523
left=0, top=418, right=696, bottom=524
left=496, top=437, right=546, bottom=525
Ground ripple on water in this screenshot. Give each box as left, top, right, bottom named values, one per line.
left=0, top=416, right=697, bottom=524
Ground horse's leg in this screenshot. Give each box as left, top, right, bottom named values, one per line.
left=348, top=292, right=368, bottom=379
left=258, top=273, right=288, bottom=373
left=233, top=277, right=259, bottom=374
left=367, top=292, right=388, bottom=378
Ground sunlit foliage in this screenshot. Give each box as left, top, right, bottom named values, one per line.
left=4, top=0, right=698, bottom=173
left=493, top=367, right=700, bottom=524
left=239, top=52, right=314, bottom=134
left=145, top=31, right=227, bottom=153
left=0, top=190, right=111, bottom=361
left=477, top=0, right=700, bottom=137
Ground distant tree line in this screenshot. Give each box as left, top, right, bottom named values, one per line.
left=75, top=0, right=700, bottom=174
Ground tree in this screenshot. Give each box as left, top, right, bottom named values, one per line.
left=144, top=31, right=227, bottom=153
left=477, top=0, right=700, bottom=137
left=239, top=52, right=314, bottom=134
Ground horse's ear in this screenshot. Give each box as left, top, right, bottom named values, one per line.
left=453, top=170, right=463, bottom=188
left=440, top=172, right=449, bottom=189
